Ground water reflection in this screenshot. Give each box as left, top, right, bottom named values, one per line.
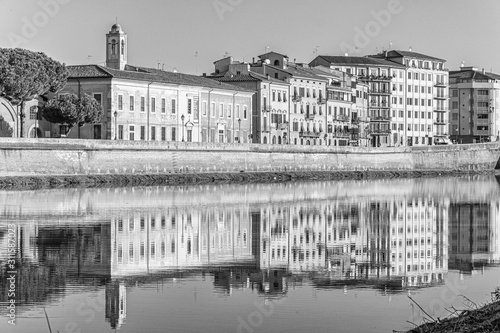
left=1, top=176, right=499, bottom=331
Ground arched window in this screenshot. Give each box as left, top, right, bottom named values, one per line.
left=274, top=60, right=280, bottom=67
left=272, top=135, right=276, bottom=144
left=263, top=136, right=268, bottom=144
left=111, top=39, right=117, bottom=55
left=278, top=136, right=281, bottom=144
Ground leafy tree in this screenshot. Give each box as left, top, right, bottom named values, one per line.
left=0, top=48, right=68, bottom=137
left=42, top=93, right=103, bottom=137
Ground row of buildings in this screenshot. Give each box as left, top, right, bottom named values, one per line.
left=1, top=24, right=499, bottom=146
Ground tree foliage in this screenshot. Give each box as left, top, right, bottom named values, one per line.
left=42, top=93, right=103, bottom=136
left=0, top=48, right=68, bottom=104
left=0, top=48, right=68, bottom=136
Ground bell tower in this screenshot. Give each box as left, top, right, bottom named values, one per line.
left=106, top=23, right=127, bottom=70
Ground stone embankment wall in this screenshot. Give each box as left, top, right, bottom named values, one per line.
left=0, top=139, right=499, bottom=183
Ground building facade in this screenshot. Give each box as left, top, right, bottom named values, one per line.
left=59, top=24, right=254, bottom=143
left=210, top=57, right=291, bottom=144
left=449, top=66, right=500, bottom=143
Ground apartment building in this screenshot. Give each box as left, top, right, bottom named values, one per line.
left=251, top=52, right=329, bottom=146
left=210, top=57, right=291, bottom=144
left=370, top=50, right=450, bottom=146
left=449, top=67, right=500, bottom=143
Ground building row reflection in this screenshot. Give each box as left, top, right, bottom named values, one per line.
left=1, top=187, right=500, bottom=329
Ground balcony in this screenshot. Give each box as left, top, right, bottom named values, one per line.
left=370, top=116, right=391, bottom=122
left=317, top=97, right=327, bottom=105
left=334, top=115, right=350, bottom=122
left=434, top=118, right=446, bottom=125
left=368, top=128, right=391, bottom=135
left=278, top=122, right=288, bottom=130
left=359, top=75, right=393, bottom=82
left=434, top=108, right=447, bottom=113
left=262, top=104, right=272, bottom=112
left=369, top=102, right=390, bottom=109
left=261, top=125, right=270, bottom=133
left=370, top=89, right=391, bottom=95
left=292, top=95, right=302, bottom=103
left=299, top=131, right=321, bottom=138
left=434, top=94, right=448, bottom=100
left=332, top=131, right=350, bottom=138
left=305, top=113, right=316, bottom=121
left=434, top=81, right=447, bottom=87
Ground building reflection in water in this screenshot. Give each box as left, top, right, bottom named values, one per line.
left=1, top=178, right=500, bottom=330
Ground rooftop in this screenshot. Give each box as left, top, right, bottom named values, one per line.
left=67, top=64, right=254, bottom=92
left=449, top=68, right=500, bottom=81
left=369, top=50, right=446, bottom=62
left=310, top=55, right=404, bottom=68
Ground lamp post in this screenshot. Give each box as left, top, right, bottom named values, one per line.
left=181, top=114, right=185, bottom=142
left=455, top=128, right=459, bottom=144
left=238, top=118, right=241, bottom=143
left=113, top=111, right=118, bottom=140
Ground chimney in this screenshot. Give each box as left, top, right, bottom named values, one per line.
left=202, top=73, right=206, bottom=77
left=252, top=57, right=255, bottom=64
left=482, top=68, right=485, bottom=74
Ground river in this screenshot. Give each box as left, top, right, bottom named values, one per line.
left=1, top=176, right=500, bottom=333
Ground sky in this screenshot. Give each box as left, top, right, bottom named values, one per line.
left=1, top=0, right=499, bottom=75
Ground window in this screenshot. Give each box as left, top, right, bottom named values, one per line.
left=171, top=127, right=176, bottom=141
left=93, top=93, right=102, bottom=105
left=130, top=96, right=134, bottom=111
left=188, top=99, right=192, bottom=114
left=118, top=125, right=123, bottom=139
left=140, top=126, right=145, bottom=140
left=452, top=90, right=458, bottom=97
left=272, top=91, right=276, bottom=101
left=227, top=104, right=232, bottom=118
left=452, top=101, right=458, bottom=109
left=478, top=90, right=489, bottom=96
left=203, top=101, right=207, bottom=116
left=161, top=127, right=166, bottom=141
left=236, top=105, right=240, bottom=118
left=171, top=99, right=176, bottom=114
left=408, top=85, right=412, bottom=92
left=118, top=95, right=123, bottom=110
left=140, top=97, right=145, bottom=112
left=219, top=103, right=224, bottom=118
left=161, top=98, right=166, bottom=113
left=151, top=97, right=156, bottom=113
left=211, top=102, right=216, bottom=117
left=29, top=106, right=38, bottom=119
left=129, top=125, right=135, bottom=140
left=243, top=106, right=247, bottom=119
left=151, top=126, right=156, bottom=140
left=187, top=129, right=192, bottom=142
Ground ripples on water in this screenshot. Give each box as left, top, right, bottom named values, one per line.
left=1, top=176, right=500, bottom=333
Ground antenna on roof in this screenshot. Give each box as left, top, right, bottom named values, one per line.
left=194, top=51, right=198, bottom=75
left=460, top=61, right=465, bottom=68
left=409, top=46, right=412, bottom=51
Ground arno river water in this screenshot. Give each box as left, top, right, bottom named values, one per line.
left=1, top=176, right=500, bottom=333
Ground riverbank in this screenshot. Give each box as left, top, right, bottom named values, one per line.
left=404, top=296, right=500, bottom=333
left=0, top=169, right=493, bottom=190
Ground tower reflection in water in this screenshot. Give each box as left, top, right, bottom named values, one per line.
left=1, top=179, right=499, bottom=330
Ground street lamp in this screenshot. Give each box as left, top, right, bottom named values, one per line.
left=113, top=111, right=118, bottom=140
left=238, top=118, right=241, bottom=143
left=181, top=114, right=185, bottom=142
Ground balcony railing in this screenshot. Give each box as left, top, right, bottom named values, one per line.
left=370, top=89, right=391, bottom=95
left=359, top=75, right=393, bottom=82
left=371, top=116, right=391, bottom=122
left=262, top=104, right=272, bottom=112
left=434, top=108, right=447, bottom=113
left=317, top=97, right=327, bottom=105
left=368, top=129, right=391, bottom=135
left=434, top=81, right=447, bottom=87
left=299, top=131, right=321, bottom=138
left=434, top=94, right=448, bottom=100
left=292, top=95, right=302, bottom=103
left=305, top=113, right=316, bottom=120
left=434, top=118, right=446, bottom=125
left=369, top=102, right=390, bottom=108
left=334, top=115, right=350, bottom=122
left=332, top=131, right=350, bottom=138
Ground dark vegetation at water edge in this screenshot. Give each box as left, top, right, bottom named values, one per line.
left=401, top=288, right=500, bottom=333
left=0, top=169, right=493, bottom=190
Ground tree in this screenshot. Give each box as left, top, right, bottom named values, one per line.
left=0, top=48, right=68, bottom=137
left=42, top=93, right=103, bottom=137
